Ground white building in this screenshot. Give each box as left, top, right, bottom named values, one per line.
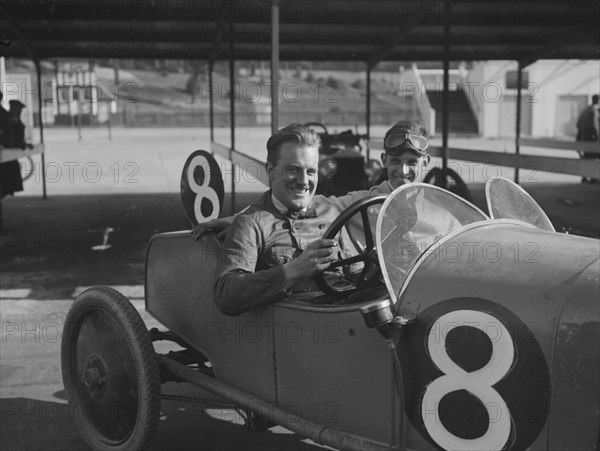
left=405, top=60, right=599, bottom=138
left=468, top=60, right=599, bottom=138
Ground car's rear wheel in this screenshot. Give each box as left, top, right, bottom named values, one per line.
left=61, top=286, right=160, bottom=451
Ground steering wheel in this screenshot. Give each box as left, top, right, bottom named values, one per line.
left=315, top=195, right=387, bottom=296
left=423, top=167, right=472, bottom=201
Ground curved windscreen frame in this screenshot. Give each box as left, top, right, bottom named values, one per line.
left=485, top=177, right=555, bottom=232
left=375, top=183, right=489, bottom=305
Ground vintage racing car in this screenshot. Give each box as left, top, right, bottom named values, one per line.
left=304, top=122, right=380, bottom=196
left=61, top=152, right=599, bottom=451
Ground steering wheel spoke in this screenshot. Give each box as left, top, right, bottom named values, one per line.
left=328, top=253, right=368, bottom=269
left=316, top=196, right=387, bottom=296
left=361, top=209, right=375, bottom=250
left=355, top=250, right=377, bottom=283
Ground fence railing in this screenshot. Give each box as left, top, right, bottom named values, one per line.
left=0, top=144, right=45, bottom=164
left=42, top=110, right=416, bottom=128
left=369, top=138, right=600, bottom=179
left=211, top=141, right=269, bottom=186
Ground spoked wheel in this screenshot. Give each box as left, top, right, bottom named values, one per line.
left=316, top=196, right=387, bottom=296
left=423, top=167, right=472, bottom=201
left=61, top=287, right=161, bottom=451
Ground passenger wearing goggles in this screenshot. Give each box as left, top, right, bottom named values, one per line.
left=379, top=120, right=431, bottom=190
left=328, top=120, right=431, bottom=212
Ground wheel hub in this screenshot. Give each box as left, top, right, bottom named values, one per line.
left=81, top=355, right=108, bottom=398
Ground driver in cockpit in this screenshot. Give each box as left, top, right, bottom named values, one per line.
left=213, top=124, right=366, bottom=315
left=208, top=122, right=432, bottom=316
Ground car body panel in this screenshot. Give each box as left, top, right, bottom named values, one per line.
left=146, top=231, right=404, bottom=446
left=395, top=221, right=599, bottom=450
left=272, top=302, right=399, bottom=446
left=549, top=258, right=600, bottom=449
left=145, top=232, right=278, bottom=403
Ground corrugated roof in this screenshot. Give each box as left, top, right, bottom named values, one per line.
left=1, top=0, right=598, bottom=65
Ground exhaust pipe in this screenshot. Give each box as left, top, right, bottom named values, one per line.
left=158, top=356, right=393, bottom=451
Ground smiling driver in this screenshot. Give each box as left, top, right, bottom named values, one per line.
left=380, top=120, right=431, bottom=190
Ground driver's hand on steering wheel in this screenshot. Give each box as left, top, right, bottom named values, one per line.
left=283, top=239, right=339, bottom=288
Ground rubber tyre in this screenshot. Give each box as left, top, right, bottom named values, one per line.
left=61, top=286, right=160, bottom=451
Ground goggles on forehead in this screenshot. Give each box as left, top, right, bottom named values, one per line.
left=383, top=132, right=429, bottom=152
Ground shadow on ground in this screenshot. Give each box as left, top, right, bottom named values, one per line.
left=0, top=390, right=326, bottom=451
left=0, top=192, right=261, bottom=297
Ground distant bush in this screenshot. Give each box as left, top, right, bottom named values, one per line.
left=326, top=76, right=342, bottom=89
left=351, top=79, right=365, bottom=90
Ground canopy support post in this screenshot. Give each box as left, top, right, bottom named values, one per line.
left=441, top=6, right=450, bottom=190
left=366, top=65, right=371, bottom=162
left=228, top=9, right=236, bottom=213
left=35, top=59, right=47, bottom=200
left=270, top=0, right=280, bottom=135
left=209, top=61, right=214, bottom=145
left=515, top=61, right=523, bottom=184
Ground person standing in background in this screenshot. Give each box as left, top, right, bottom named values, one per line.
left=576, top=94, right=599, bottom=183
left=0, top=93, right=25, bottom=198
left=6, top=100, right=34, bottom=150
left=0, top=91, right=10, bottom=147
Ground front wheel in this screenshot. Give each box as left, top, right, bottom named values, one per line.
left=61, top=286, right=161, bottom=451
